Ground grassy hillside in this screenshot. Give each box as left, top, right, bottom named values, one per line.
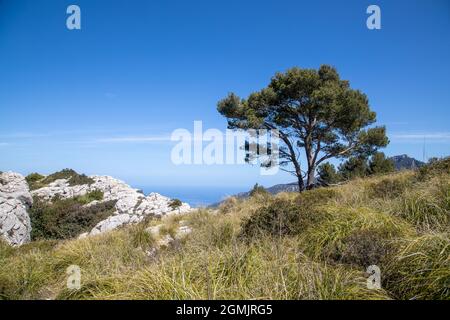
left=1, top=159, right=449, bottom=300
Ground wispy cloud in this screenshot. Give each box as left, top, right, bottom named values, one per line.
left=94, top=135, right=172, bottom=143
left=0, top=132, right=51, bottom=139
left=0, top=142, right=9, bottom=146
left=390, top=132, right=450, bottom=143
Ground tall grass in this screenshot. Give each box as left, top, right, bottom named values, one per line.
left=1, top=158, right=449, bottom=300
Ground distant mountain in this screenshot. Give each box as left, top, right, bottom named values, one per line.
left=389, top=154, right=425, bottom=171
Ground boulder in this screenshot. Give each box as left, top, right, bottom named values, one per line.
left=31, top=174, right=192, bottom=237
left=0, top=172, right=32, bottom=246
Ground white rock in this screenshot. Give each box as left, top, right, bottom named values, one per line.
left=30, top=173, right=192, bottom=237
left=89, top=213, right=131, bottom=234
left=157, top=234, right=174, bottom=248
left=0, top=172, right=32, bottom=246
left=176, top=225, right=192, bottom=239
left=145, top=224, right=163, bottom=237
left=78, top=232, right=88, bottom=239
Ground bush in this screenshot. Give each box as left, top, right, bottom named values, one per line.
left=30, top=196, right=116, bottom=240
left=317, top=163, right=341, bottom=185
left=417, top=157, right=450, bottom=180
left=368, top=152, right=395, bottom=175
left=169, top=199, right=182, bottom=210
left=326, top=229, right=394, bottom=268
left=29, top=169, right=95, bottom=190
left=76, top=190, right=104, bottom=204
left=25, top=173, right=45, bottom=190
left=249, top=183, right=269, bottom=197
left=368, top=177, right=410, bottom=199
left=240, top=188, right=336, bottom=239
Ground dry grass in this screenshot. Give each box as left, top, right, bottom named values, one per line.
left=1, top=159, right=449, bottom=300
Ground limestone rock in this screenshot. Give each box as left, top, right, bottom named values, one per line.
left=175, top=225, right=193, bottom=239
left=145, top=224, right=163, bottom=237
left=31, top=174, right=192, bottom=237
left=0, top=172, right=32, bottom=246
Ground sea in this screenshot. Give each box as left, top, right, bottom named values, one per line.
left=135, top=185, right=246, bottom=208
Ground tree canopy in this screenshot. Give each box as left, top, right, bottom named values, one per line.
left=217, top=65, right=389, bottom=190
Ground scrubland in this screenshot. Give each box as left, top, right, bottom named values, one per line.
left=1, top=159, right=449, bottom=300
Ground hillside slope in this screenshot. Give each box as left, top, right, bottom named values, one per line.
left=0, top=158, right=449, bottom=300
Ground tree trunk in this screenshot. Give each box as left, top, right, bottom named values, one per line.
left=306, top=165, right=315, bottom=190
left=296, top=173, right=304, bottom=192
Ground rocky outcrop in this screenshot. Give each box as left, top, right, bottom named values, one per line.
left=32, top=175, right=191, bottom=236
left=0, top=172, right=33, bottom=246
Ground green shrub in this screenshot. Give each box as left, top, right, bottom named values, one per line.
left=169, top=199, right=182, bottom=210
left=240, top=188, right=336, bottom=239
left=30, top=196, right=116, bottom=240
left=326, top=229, right=394, bottom=268
left=25, top=173, right=45, bottom=190
left=368, top=177, right=410, bottom=199
left=317, top=163, right=341, bottom=185
left=76, top=190, right=104, bottom=205
left=29, top=169, right=95, bottom=190
left=417, top=157, right=450, bottom=180
left=249, top=183, right=269, bottom=197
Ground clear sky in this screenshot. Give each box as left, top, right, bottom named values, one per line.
left=0, top=0, right=449, bottom=189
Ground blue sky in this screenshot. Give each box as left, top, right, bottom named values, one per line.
left=0, top=0, right=449, bottom=189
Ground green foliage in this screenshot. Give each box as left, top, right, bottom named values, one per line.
left=368, top=152, right=395, bottom=175
left=339, top=152, right=394, bottom=181
left=326, top=229, right=394, bottom=268
left=418, top=157, right=450, bottom=179
left=25, top=173, right=45, bottom=190
left=29, top=195, right=115, bottom=240
left=217, top=65, right=388, bottom=190
left=241, top=188, right=336, bottom=238
left=339, top=156, right=368, bottom=180
left=76, top=190, right=104, bottom=205
left=249, top=183, right=269, bottom=197
left=317, top=163, right=341, bottom=185
left=369, top=177, right=411, bottom=199
left=169, top=199, right=182, bottom=210
left=28, top=169, right=95, bottom=190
